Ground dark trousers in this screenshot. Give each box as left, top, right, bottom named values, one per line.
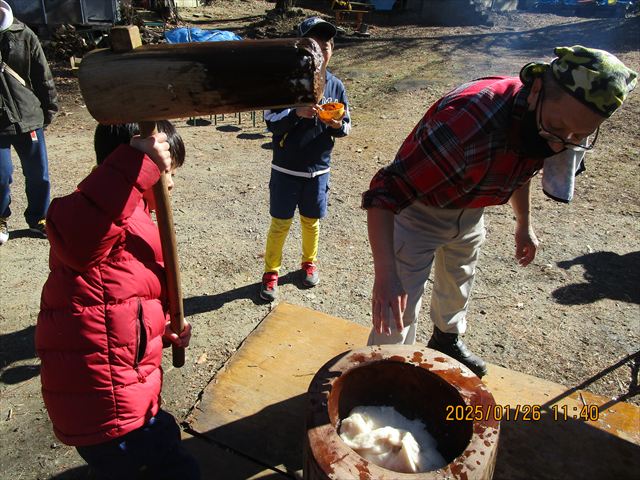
left=76, top=410, right=200, bottom=480
left=0, top=129, right=50, bottom=226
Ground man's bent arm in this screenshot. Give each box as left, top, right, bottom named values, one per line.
left=509, top=180, right=539, bottom=267
left=509, top=180, right=532, bottom=228
left=367, top=207, right=407, bottom=334
left=367, top=207, right=396, bottom=276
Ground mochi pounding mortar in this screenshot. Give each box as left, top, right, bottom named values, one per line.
left=305, top=345, right=500, bottom=479
left=78, top=26, right=325, bottom=366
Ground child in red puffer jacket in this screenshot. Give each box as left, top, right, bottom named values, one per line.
left=36, top=121, right=199, bottom=479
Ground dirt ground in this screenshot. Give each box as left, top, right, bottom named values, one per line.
left=0, top=1, right=638, bottom=478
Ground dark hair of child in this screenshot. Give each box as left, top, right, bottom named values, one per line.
left=94, top=121, right=185, bottom=168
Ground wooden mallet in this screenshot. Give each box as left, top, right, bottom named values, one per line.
left=78, top=26, right=325, bottom=367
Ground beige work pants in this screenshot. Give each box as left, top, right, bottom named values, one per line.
left=368, top=203, right=486, bottom=345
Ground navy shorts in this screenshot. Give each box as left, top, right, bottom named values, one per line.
left=269, top=169, right=330, bottom=219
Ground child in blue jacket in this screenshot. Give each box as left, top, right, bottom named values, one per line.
left=260, top=16, right=351, bottom=302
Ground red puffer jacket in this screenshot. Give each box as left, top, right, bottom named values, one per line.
left=36, top=145, right=167, bottom=447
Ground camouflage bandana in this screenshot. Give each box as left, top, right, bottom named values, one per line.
left=519, top=46, right=637, bottom=117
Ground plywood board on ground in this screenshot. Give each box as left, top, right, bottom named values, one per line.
left=190, top=302, right=639, bottom=479
left=180, top=430, right=289, bottom=479
left=190, top=302, right=369, bottom=476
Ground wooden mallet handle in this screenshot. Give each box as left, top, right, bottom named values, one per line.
left=138, top=121, right=185, bottom=368
left=111, top=25, right=186, bottom=369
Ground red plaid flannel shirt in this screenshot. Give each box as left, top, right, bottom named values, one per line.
left=362, top=77, right=545, bottom=212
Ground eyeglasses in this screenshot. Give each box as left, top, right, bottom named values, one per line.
left=536, top=86, right=599, bottom=152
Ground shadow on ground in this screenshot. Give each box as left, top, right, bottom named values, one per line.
left=334, top=16, right=639, bottom=64
left=184, top=271, right=307, bottom=316
left=553, top=250, right=640, bottom=305
left=183, top=390, right=640, bottom=479
left=0, top=325, right=39, bottom=384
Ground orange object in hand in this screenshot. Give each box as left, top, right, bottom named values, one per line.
left=317, top=102, right=345, bottom=122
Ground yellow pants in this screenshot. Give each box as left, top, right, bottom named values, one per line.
left=264, top=215, right=319, bottom=274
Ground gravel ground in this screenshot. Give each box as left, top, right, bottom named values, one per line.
left=0, top=3, right=638, bottom=478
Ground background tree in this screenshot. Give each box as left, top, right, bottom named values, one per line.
left=275, top=0, right=295, bottom=12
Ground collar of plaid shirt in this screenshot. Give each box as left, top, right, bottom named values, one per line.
left=362, top=76, right=546, bottom=212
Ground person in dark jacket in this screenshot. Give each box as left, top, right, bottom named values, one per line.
left=260, top=16, right=351, bottom=302
left=0, top=1, right=58, bottom=245
left=36, top=121, right=199, bottom=479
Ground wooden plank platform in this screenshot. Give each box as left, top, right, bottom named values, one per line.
left=188, top=302, right=640, bottom=479
left=180, top=430, right=289, bottom=479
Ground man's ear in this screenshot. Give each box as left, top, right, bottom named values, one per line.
left=526, top=78, right=542, bottom=111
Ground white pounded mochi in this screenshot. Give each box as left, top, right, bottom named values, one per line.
left=338, top=406, right=447, bottom=473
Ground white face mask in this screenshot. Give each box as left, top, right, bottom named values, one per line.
left=0, top=1, right=13, bottom=33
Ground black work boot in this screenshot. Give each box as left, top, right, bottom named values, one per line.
left=427, top=327, right=488, bottom=378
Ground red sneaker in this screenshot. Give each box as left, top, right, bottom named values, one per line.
left=301, top=262, right=319, bottom=287
left=260, top=272, right=278, bottom=302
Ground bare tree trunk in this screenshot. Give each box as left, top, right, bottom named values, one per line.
left=275, top=0, right=294, bottom=12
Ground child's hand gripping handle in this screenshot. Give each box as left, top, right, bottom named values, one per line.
left=139, top=121, right=186, bottom=368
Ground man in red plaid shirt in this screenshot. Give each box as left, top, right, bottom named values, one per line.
left=361, top=46, right=636, bottom=377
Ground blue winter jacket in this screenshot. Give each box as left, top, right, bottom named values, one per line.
left=264, top=69, right=350, bottom=178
